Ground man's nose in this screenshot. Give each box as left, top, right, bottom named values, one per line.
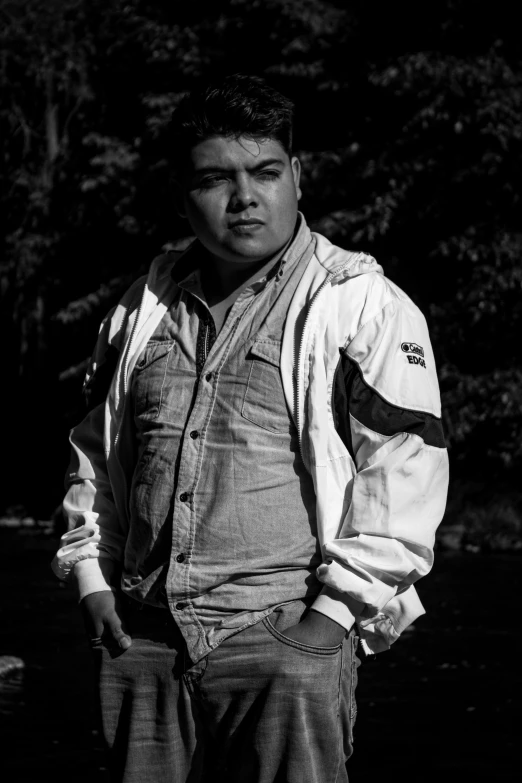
left=228, top=175, right=258, bottom=212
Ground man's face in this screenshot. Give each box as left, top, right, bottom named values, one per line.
left=179, top=135, right=301, bottom=267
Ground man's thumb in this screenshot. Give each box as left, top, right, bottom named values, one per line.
left=108, top=616, right=132, bottom=650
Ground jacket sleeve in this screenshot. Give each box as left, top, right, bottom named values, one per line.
left=312, top=292, right=449, bottom=635
left=51, top=308, right=124, bottom=599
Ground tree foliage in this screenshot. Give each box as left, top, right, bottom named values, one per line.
left=1, top=0, right=521, bottom=513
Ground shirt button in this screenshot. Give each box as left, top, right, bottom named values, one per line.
left=179, top=492, right=189, bottom=502
left=205, top=372, right=213, bottom=382
left=176, top=553, right=185, bottom=563
left=190, top=430, right=199, bottom=439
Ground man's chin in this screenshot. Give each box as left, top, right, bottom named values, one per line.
left=212, top=239, right=282, bottom=267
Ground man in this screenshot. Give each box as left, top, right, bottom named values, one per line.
left=53, top=74, right=449, bottom=783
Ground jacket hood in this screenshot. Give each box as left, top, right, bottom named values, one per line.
left=313, top=232, right=384, bottom=280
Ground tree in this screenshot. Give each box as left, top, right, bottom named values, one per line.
left=1, top=0, right=521, bottom=513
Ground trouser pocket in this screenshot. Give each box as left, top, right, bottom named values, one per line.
left=262, top=614, right=343, bottom=655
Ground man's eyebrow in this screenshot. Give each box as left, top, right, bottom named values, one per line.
left=193, top=157, right=286, bottom=175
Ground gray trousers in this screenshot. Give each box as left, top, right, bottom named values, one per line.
left=93, top=599, right=359, bottom=783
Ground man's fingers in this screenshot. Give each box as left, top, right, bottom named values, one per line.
left=80, top=591, right=132, bottom=649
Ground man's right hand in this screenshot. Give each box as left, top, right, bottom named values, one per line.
left=80, top=590, right=132, bottom=650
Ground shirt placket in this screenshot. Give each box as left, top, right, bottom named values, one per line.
left=165, top=279, right=266, bottom=658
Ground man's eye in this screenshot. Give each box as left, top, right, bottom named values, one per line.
left=200, top=176, right=226, bottom=188
left=257, top=170, right=280, bottom=180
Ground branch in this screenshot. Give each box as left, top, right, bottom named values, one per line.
left=62, top=92, right=85, bottom=143
left=11, top=102, right=34, bottom=156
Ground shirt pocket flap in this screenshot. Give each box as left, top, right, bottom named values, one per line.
left=248, top=340, right=281, bottom=368
left=134, top=341, right=175, bottom=373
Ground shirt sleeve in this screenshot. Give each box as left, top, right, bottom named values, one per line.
left=312, top=294, right=449, bottom=632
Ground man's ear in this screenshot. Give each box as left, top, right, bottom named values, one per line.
left=291, top=156, right=302, bottom=201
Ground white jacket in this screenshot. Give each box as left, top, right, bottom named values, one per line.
left=53, top=229, right=449, bottom=655
left=281, top=233, right=448, bottom=652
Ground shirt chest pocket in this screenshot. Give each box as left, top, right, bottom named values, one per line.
left=241, top=340, right=291, bottom=434
left=132, top=341, right=176, bottom=421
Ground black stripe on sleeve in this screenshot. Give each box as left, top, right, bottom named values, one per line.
left=332, top=352, right=446, bottom=450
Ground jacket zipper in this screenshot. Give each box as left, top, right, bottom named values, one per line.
left=204, top=320, right=210, bottom=363
left=295, top=256, right=363, bottom=452
left=295, top=275, right=331, bottom=452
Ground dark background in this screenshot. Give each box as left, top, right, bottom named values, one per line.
left=0, top=0, right=520, bottom=780
left=1, top=0, right=522, bottom=528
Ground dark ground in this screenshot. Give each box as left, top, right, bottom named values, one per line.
left=0, top=529, right=519, bottom=783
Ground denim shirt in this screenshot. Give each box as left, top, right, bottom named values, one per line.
left=126, top=220, right=320, bottom=661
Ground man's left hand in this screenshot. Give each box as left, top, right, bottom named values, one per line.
left=282, top=610, right=347, bottom=647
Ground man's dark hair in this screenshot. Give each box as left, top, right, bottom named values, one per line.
left=170, top=74, right=295, bottom=173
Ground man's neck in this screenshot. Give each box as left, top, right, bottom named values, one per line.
left=200, top=213, right=302, bottom=308
left=202, top=236, right=294, bottom=307
left=198, top=240, right=290, bottom=336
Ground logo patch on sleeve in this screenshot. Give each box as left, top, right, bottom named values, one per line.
left=401, top=342, right=426, bottom=368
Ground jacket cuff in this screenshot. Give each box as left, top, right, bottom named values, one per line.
left=380, top=586, right=426, bottom=634
left=311, top=586, right=366, bottom=632
left=73, top=557, right=118, bottom=601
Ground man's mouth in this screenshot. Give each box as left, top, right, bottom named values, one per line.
left=229, top=218, right=265, bottom=228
